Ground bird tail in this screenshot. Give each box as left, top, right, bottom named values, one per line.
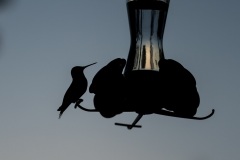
left=57, top=106, right=63, bottom=119
left=57, top=106, right=61, bottom=111
left=58, top=111, right=63, bottom=119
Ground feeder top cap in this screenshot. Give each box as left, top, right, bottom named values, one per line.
left=127, top=0, right=170, bottom=3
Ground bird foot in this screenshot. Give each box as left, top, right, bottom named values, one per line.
left=74, top=99, right=83, bottom=109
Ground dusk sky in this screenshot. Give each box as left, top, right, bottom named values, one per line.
left=0, top=0, right=240, bottom=160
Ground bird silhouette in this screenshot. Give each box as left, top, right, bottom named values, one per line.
left=57, top=62, right=97, bottom=119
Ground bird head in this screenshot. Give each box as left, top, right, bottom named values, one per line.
left=71, top=62, right=97, bottom=78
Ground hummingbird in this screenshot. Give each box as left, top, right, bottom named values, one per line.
left=57, top=62, right=97, bottom=119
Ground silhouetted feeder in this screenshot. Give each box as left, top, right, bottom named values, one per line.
left=60, top=0, right=215, bottom=129
left=123, top=0, right=170, bottom=114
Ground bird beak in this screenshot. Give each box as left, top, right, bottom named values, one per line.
left=84, top=62, right=97, bottom=68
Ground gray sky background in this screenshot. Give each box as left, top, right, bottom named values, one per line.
left=0, top=0, right=240, bottom=160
